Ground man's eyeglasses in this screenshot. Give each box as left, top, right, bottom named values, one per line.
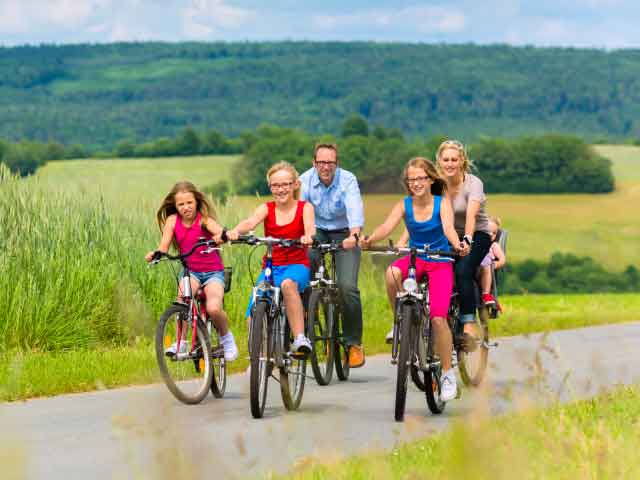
left=405, top=175, right=430, bottom=184
left=269, top=181, right=294, bottom=191
left=314, top=160, right=337, bottom=167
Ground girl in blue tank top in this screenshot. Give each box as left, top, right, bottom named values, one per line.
left=361, top=157, right=464, bottom=402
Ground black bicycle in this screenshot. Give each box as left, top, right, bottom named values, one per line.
left=306, top=239, right=351, bottom=385
left=233, top=234, right=308, bottom=418
left=150, top=239, right=229, bottom=404
left=366, top=244, right=456, bottom=421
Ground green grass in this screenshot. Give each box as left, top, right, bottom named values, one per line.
left=280, top=384, right=640, bottom=479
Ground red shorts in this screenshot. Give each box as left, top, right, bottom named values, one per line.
left=389, top=255, right=454, bottom=319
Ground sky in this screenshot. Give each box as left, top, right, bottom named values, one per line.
left=1, top=0, right=639, bottom=48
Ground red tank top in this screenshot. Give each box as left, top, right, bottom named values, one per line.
left=263, top=200, right=309, bottom=267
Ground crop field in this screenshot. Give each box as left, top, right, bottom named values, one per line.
left=0, top=145, right=638, bottom=400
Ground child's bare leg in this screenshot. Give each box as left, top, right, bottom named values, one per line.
left=480, top=266, right=492, bottom=294
left=385, top=266, right=402, bottom=313
left=204, top=281, right=229, bottom=336
left=281, top=279, right=304, bottom=336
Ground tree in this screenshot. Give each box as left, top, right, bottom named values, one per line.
left=341, top=115, right=369, bottom=138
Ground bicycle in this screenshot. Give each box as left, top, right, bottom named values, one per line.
left=306, top=239, right=351, bottom=385
left=232, top=234, right=308, bottom=419
left=365, top=244, right=456, bottom=421
left=149, top=239, right=229, bottom=404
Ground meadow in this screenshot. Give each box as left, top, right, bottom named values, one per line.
left=0, top=145, right=638, bottom=400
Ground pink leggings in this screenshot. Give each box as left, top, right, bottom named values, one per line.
left=389, top=256, right=454, bottom=319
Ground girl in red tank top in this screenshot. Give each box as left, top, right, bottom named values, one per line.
left=227, top=162, right=315, bottom=353
left=145, top=181, right=238, bottom=361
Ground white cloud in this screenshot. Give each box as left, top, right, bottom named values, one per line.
left=0, top=0, right=111, bottom=34
left=311, top=5, right=466, bottom=35
left=181, top=0, right=254, bottom=39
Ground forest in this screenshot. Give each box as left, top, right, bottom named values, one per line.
left=2, top=42, right=640, bottom=149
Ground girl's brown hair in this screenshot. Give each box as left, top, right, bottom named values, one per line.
left=156, top=181, right=216, bottom=231
left=436, top=139, right=472, bottom=175
left=403, top=157, right=447, bottom=196
left=266, top=161, right=301, bottom=200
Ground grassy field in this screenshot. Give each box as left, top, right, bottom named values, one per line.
left=0, top=145, right=638, bottom=401
left=280, top=384, right=640, bottom=479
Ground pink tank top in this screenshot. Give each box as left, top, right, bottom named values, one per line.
left=174, top=212, right=224, bottom=273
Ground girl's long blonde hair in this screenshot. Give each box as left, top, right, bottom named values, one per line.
left=266, top=161, right=301, bottom=200
left=436, top=139, right=472, bottom=175
left=156, top=181, right=216, bottom=231
left=403, top=157, right=447, bottom=196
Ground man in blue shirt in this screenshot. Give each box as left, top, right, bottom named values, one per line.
left=300, top=143, right=366, bottom=368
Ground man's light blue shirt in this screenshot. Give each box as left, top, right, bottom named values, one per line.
left=300, top=167, right=364, bottom=231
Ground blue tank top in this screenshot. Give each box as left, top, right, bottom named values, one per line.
left=404, top=196, right=451, bottom=261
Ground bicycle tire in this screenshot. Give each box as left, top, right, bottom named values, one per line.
left=425, top=363, right=446, bottom=414
left=334, top=308, right=350, bottom=381
left=280, top=319, right=307, bottom=410
left=209, top=326, right=227, bottom=398
left=307, top=289, right=335, bottom=386
left=250, top=302, right=270, bottom=418
left=155, top=304, right=213, bottom=405
left=395, top=303, right=415, bottom=422
left=411, top=364, right=426, bottom=391
left=458, top=306, right=489, bottom=387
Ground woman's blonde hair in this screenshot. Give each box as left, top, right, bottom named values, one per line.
left=436, top=139, right=472, bottom=175
left=266, top=161, right=301, bottom=200
left=403, top=157, right=447, bottom=196
left=156, top=181, right=216, bottom=232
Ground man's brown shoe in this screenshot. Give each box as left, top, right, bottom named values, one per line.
left=348, top=344, right=365, bottom=368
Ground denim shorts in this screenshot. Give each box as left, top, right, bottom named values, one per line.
left=244, top=264, right=310, bottom=317
left=183, top=269, right=225, bottom=288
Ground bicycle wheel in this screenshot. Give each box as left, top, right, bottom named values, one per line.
left=280, top=321, right=307, bottom=410
left=209, top=326, right=227, bottom=398
left=307, top=289, right=335, bottom=386
left=250, top=302, right=270, bottom=418
left=458, top=307, right=489, bottom=387
left=395, top=303, right=415, bottom=422
left=155, top=304, right=213, bottom=405
left=425, top=363, right=446, bottom=414
left=334, top=308, right=350, bottom=381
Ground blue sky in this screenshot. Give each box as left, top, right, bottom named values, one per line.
left=1, top=0, right=639, bottom=48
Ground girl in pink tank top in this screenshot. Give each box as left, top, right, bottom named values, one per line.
left=145, top=181, right=238, bottom=362
left=227, top=162, right=316, bottom=354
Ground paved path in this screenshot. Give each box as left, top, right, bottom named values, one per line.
left=3, top=322, right=640, bottom=479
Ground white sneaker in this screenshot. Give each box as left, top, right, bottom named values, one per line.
left=165, top=340, right=187, bottom=356
left=440, top=369, right=457, bottom=402
left=292, top=334, right=312, bottom=354
left=220, top=332, right=239, bottom=361
left=385, top=328, right=394, bottom=344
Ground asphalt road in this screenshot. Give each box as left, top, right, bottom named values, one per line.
left=3, top=322, right=640, bottom=479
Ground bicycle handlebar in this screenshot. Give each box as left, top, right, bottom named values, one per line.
left=149, top=238, right=221, bottom=264
left=230, top=234, right=304, bottom=248
left=363, top=244, right=457, bottom=260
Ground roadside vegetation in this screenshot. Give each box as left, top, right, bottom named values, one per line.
left=279, top=385, right=640, bottom=479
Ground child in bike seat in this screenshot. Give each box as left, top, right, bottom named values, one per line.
left=226, top=162, right=315, bottom=354
left=145, top=181, right=238, bottom=361
left=477, top=217, right=506, bottom=307
left=360, top=157, right=463, bottom=401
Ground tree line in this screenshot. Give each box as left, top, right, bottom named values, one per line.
left=2, top=115, right=614, bottom=195
left=3, top=42, right=640, bottom=148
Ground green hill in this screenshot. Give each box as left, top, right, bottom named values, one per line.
left=3, top=42, right=640, bottom=149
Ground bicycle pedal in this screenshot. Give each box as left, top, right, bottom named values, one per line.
left=484, top=341, right=499, bottom=348
left=390, top=359, right=397, bottom=365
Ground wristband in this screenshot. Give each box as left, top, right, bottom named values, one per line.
left=463, top=235, right=473, bottom=246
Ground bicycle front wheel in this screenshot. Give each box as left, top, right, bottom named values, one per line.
left=458, top=307, right=489, bottom=387
left=250, top=302, right=270, bottom=418
left=307, top=289, right=335, bottom=386
left=280, top=323, right=307, bottom=410
left=155, top=304, right=213, bottom=405
left=395, top=303, right=415, bottom=422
